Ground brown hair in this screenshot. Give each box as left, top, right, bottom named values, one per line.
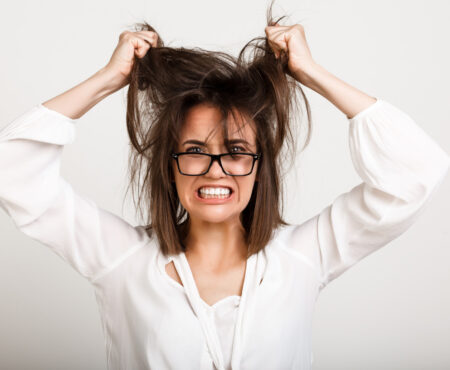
left=123, top=1, right=312, bottom=258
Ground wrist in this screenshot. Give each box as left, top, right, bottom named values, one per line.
left=291, top=61, right=325, bottom=90
left=95, top=66, right=128, bottom=95
left=291, top=62, right=377, bottom=118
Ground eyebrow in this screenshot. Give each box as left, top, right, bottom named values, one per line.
left=182, top=139, right=253, bottom=146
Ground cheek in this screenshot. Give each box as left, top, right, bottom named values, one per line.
left=238, top=178, right=257, bottom=200
left=173, top=174, right=195, bottom=204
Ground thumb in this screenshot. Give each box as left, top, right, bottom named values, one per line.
left=134, top=39, right=150, bottom=58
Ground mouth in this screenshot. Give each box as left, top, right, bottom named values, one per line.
left=196, top=186, right=234, bottom=200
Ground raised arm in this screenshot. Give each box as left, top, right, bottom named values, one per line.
left=0, top=30, right=158, bottom=284
left=266, top=23, right=449, bottom=291
left=41, top=67, right=122, bottom=119
left=292, top=62, right=377, bottom=119
left=265, top=22, right=377, bottom=118
left=42, top=29, right=157, bottom=119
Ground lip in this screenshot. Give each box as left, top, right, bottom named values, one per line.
left=194, top=188, right=235, bottom=204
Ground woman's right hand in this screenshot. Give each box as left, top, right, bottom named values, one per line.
left=104, top=30, right=158, bottom=90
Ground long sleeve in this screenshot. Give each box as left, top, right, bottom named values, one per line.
left=279, top=98, right=450, bottom=291
left=0, top=104, right=149, bottom=284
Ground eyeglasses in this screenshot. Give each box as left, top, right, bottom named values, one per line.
left=171, top=151, right=262, bottom=176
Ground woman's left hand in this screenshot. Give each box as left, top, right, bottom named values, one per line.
left=265, top=23, right=316, bottom=82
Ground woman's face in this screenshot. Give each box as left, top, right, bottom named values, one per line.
left=172, top=103, right=259, bottom=225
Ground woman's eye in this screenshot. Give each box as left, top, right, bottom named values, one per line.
left=231, top=146, right=245, bottom=152
left=186, top=146, right=202, bottom=153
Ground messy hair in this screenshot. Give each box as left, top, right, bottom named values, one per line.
left=124, top=1, right=312, bottom=258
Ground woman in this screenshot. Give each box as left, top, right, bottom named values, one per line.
left=0, top=5, right=448, bottom=370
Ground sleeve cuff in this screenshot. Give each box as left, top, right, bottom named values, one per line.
left=37, top=103, right=80, bottom=124
left=348, top=98, right=382, bottom=122
left=0, top=103, right=78, bottom=145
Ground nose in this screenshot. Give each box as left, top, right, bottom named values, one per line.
left=207, top=156, right=226, bottom=177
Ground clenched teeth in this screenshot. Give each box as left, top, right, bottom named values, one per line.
left=199, top=187, right=231, bottom=195
left=198, top=187, right=232, bottom=199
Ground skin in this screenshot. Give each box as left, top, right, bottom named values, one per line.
left=172, top=103, right=259, bottom=273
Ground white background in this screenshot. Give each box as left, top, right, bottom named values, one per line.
left=0, top=0, right=449, bottom=369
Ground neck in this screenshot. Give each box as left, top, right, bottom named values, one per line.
left=183, top=217, right=248, bottom=273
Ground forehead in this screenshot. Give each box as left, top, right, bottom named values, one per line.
left=180, top=103, right=256, bottom=142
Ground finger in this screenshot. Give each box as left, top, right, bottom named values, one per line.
left=132, top=37, right=151, bottom=58
left=269, top=37, right=287, bottom=52
left=266, top=24, right=286, bottom=32
left=134, top=31, right=156, bottom=44
left=268, top=43, right=280, bottom=59
left=266, top=29, right=287, bottom=43
left=265, top=25, right=280, bottom=35
left=137, top=30, right=158, bottom=41
left=135, top=31, right=158, bottom=47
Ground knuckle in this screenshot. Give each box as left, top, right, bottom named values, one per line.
left=120, top=32, right=134, bottom=42
left=123, top=32, right=133, bottom=41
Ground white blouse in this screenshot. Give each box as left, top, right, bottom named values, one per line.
left=0, top=98, right=448, bottom=370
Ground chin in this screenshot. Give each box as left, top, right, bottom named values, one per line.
left=190, top=210, right=241, bottom=225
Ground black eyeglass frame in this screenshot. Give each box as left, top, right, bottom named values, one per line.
left=171, top=151, right=262, bottom=176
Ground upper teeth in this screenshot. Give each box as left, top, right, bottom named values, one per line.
left=199, top=187, right=231, bottom=195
